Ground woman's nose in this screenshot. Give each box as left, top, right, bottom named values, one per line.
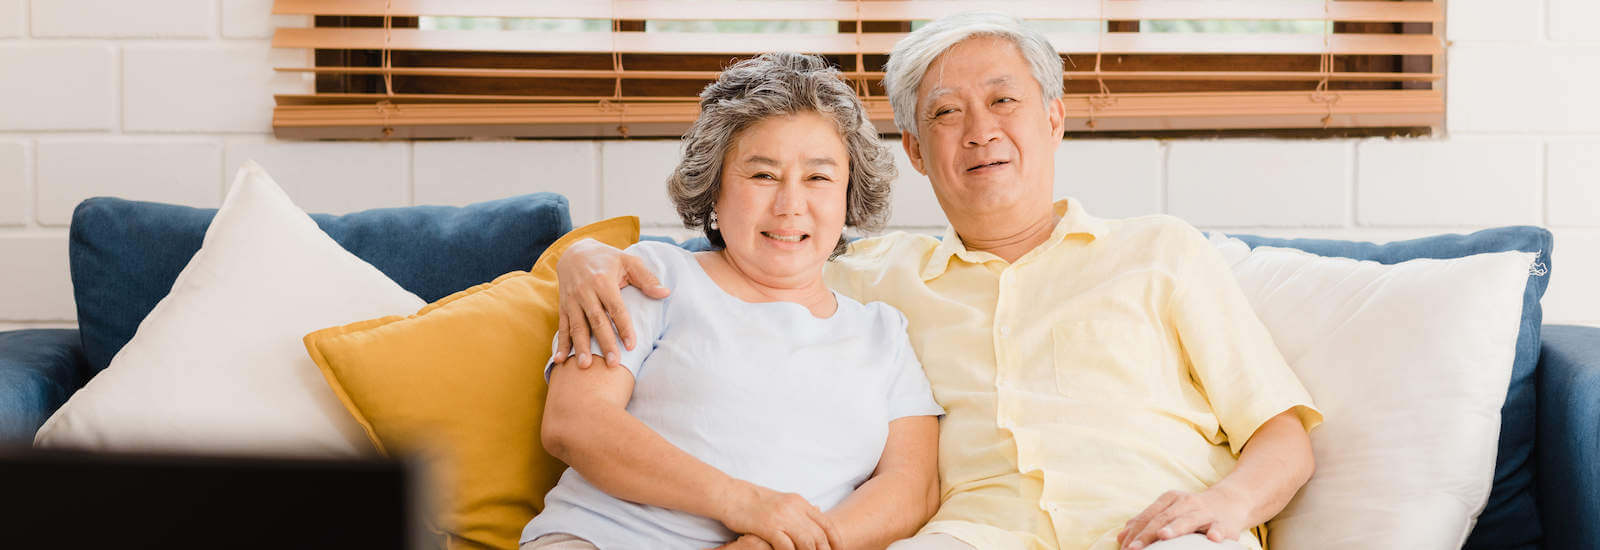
left=773, top=181, right=805, bottom=215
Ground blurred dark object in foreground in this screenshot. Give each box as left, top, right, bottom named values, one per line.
left=0, top=447, right=429, bottom=549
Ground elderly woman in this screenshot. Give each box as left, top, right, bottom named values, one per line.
left=521, top=52, right=944, bottom=550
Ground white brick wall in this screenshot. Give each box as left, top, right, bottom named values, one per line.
left=124, top=43, right=308, bottom=132
left=0, top=141, right=24, bottom=226
left=36, top=139, right=223, bottom=226
left=0, top=235, right=75, bottom=322
left=1549, top=142, right=1600, bottom=227
left=0, top=45, right=116, bottom=131
left=1169, top=141, right=1349, bottom=227
left=1548, top=0, right=1600, bottom=42
left=414, top=141, right=602, bottom=225
left=224, top=138, right=408, bottom=214
left=0, top=0, right=1597, bottom=326
left=31, top=0, right=214, bottom=38
left=1054, top=139, right=1163, bottom=219
left=1357, top=140, right=1542, bottom=227
left=0, top=0, right=22, bottom=38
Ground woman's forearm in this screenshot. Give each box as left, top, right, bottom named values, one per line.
left=824, top=416, right=942, bottom=550
left=544, top=388, right=750, bottom=523
left=823, top=470, right=939, bottom=550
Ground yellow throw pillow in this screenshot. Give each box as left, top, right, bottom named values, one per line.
left=304, top=216, right=640, bottom=550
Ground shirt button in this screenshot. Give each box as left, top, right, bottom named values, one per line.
left=1000, top=326, right=1012, bottom=337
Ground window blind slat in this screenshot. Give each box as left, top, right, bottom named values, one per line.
left=273, top=28, right=1440, bottom=56
left=273, top=0, right=1440, bottom=24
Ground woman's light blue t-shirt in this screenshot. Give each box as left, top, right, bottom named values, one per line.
left=521, top=241, right=944, bottom=549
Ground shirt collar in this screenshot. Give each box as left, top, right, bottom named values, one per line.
left=919, top=197, right=1109, bottom=281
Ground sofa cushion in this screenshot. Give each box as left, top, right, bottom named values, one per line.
left=70, top=192, right=572, bottom=374
left=0, top=329, right=89, bottom=442
left=1229, top=226, right=1553, bottom=550
left=303, top=216, right=640, bottom=550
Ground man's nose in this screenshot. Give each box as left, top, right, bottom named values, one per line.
left=964, top=108, right=1002, bottom=147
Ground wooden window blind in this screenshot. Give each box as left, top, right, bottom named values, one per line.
left=270, top=0, right=1443, bottom=140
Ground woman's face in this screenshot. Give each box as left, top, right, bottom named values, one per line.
left=715, top=111, right=851, bottom=286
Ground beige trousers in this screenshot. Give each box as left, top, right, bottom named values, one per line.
left=885, top=532, right=1246, bottom=550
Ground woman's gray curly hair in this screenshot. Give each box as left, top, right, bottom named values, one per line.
left=668, top=52, right=895, bottom=259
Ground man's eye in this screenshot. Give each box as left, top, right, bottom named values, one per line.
left=934, top=108, right=954, bottom=117
left=994, top=97, right=1016, bottom=105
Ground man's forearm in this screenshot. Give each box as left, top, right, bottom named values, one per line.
left=1208, top=411, right=1315, bottom=526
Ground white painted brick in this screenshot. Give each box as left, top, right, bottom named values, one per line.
left=1550, top=0, right=1600, bottom=42
left=600, top=140, right=683, bottom=226
left=1448, top=0, right=1541, bottom=42
left=1357, top=140, right=1541, bottom=226
left=885, top=137, right=947, bottom=228
left=1167, top=140, right=1348, bottom=227
left=223, top=0, right=311, bottom=39
left=31, top=0, right=212, bottom=38
left=1449, top=45, right=1600, bottom=133
left=0, top=45, right=115, bottom=131
left=414, top=140, right=600, bottom=225
left=124, top=44, right=311, bottom=133
left=0, top=141, right=22, bottom=226
left=1549, top=142, right=1600, bottom=227
left=1545, top=229, right=1600, bottom=325
left=0, top=234, right=75, bottom=321
left=1055, top=139, right=1162, bottom=219
left=225, top=138, right=408, bottom=214
left=0, top=0, right=22, bottom=37
left=36, top=140, right=223, bottom=226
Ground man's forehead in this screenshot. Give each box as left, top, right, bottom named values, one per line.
left=923, top=75, right=1022, bottom=102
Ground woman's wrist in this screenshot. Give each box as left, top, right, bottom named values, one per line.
left=713, top=477, right=761, bottom=526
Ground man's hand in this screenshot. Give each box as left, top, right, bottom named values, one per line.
left=554, top=238, right=670, bottom=368
left=718, top=480, right=843, bottom=550
left=1116, top=487, right=1249, bottom=550
left=714, top=535, right=775, bottom=550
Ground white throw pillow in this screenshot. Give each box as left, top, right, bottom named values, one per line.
left=35, top=161, right=425, bottom=456
left=1212, top=240, right=1533, bottom=549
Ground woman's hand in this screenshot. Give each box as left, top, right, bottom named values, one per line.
left=713, top=535, right=775, bottom=550
left=719, top=481, right=842, bottom=550
left=554, top=238, right=670, bottom=368
left=1116, top=487, right=1250, bottom=550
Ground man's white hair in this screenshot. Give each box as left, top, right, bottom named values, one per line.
left=881, top=11, right=1064, bottom=139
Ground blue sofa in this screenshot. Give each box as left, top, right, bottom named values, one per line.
left=1, top=195, right=1595, bottom=549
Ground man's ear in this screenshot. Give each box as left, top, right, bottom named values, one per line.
left=1046, top=96, right=1067, bottom=139
left=901, top=132, right=927, bottom=175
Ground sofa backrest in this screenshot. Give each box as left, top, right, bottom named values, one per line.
left=68, top=194, right=572, bottom=374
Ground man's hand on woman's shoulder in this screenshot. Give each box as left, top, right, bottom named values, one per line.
left=554, top=238, right=670, bottom=368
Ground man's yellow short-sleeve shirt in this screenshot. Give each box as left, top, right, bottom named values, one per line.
left=824, top=199, right=1322, bottom=550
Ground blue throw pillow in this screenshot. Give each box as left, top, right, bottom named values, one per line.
left=1229, top=226, right=1552, bottom=550
left=69, top=194, right=572, bottom=375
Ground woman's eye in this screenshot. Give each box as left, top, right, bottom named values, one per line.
left=753, top=173, right=775, bottom=180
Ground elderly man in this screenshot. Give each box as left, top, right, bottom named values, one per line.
left=555, top=12, right=1321, bottom=550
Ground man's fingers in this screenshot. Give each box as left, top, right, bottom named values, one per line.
left=554, top=306, right=570, bottom=359
left=768, top=531, right=797, bottom=550
left=579, top=291, right=622, bottom=367
left=624, top=256, right=671, bottom=299
left=564, top=300, right=593, bottom=368
left=598, top=283, right=637, bottom=351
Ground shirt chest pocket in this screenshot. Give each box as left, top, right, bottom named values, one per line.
left=1051, top=320, right=1164, bottom=397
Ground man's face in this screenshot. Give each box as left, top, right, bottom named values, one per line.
left=902, top=35, right=1065, bottom=223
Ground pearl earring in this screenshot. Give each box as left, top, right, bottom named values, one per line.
left=709, top=212, right=719, bottom=231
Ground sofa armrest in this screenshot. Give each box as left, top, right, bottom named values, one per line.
left=0, top=329, right=90, bottom=445
left=1537, top=324, right=1600, bottom=547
